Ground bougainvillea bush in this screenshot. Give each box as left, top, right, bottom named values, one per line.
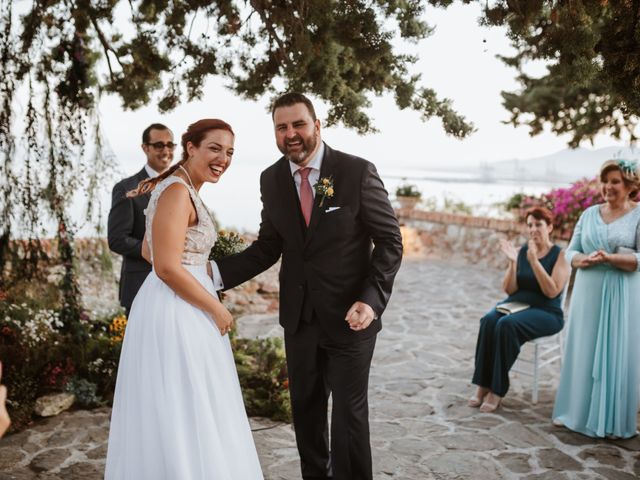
left=507, top=177, right=604, bottom=239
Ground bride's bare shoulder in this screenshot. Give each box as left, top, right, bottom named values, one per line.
left=154, top=180, right=193, bottom=214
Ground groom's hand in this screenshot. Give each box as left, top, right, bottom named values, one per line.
left=346, top=302, right=376, bottom=331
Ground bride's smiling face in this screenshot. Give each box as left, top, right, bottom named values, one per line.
left=186, top=129, right=235, bottom=184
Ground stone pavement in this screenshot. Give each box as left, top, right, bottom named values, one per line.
left=1, top=259, right=639, bottom=479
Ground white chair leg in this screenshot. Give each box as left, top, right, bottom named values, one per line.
left=532, top=343, right=539, bottom=404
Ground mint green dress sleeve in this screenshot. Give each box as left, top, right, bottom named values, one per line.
left=565, top=210, right=585, bottom=266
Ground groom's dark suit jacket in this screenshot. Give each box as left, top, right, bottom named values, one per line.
left=107, top=167, right=152, bottom=312
left=218, top=143, right=403, bottom=342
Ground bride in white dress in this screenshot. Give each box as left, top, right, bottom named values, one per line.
left=105, top=119, right=263, bottom=479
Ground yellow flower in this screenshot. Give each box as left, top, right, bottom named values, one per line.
left=109, top=314, right=128, bottom=342
left=322, top=178, right=330, bottom=186
left=326, top=187, right=334, bottom=196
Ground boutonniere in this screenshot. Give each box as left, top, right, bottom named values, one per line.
left=313, top=176, right=335, bottom=207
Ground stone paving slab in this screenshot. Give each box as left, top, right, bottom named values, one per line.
left=1, top=259, right=639, bottom=479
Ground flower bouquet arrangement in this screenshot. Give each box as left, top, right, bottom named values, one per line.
left=209, top=230, right=247, bottom=262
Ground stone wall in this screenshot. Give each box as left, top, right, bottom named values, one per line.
left=396, top=208, right=561, bottom=269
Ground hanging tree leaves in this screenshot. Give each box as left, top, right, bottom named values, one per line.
left=465, top=0, right=640, bottom=147
left=0, top=0, right=480, bottom=245
left=0, top=0, right=475, bottom=330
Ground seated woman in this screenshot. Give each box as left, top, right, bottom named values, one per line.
left=469, top=206, right=570, bottom=412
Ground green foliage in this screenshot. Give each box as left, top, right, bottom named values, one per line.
left=3, top=372, right=38, bottom=431
left=395, top=182, right=422, bottom=198
left=1, top=1, right=473, bottom=137
left=233, top=337, right=291, bottom=423
left=465, top=1, right=640, bottom=146
left=65, top=377, right=103, bottom=408
left=0, top=295, right=123, bottom=431
left=0, top=271, right=291, bottom=431
left=504, top=192, right=526, bottom=211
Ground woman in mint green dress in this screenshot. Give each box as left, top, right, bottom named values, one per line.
left=553, top=159, right=640, bottom=439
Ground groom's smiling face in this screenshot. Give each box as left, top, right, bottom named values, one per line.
left=273, top=103, right=321, bottom=166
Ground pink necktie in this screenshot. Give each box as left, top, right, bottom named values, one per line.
left=298, top=167, right=313, bottom=226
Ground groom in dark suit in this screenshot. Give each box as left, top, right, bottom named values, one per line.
left=107, top=123, right=175, bottom=313
left=216, top=93, right=403, bottom=479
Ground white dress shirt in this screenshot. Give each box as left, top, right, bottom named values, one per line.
left=210, top=143, right=325, bottom=291
left=289, top=142, right=325, bottom=198
left=144, top=164, right=161, bottom=178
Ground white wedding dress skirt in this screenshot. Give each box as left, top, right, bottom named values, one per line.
left=105, top=264, right=264, bottom=479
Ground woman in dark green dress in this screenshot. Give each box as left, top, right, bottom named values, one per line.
left=470, top=207, right=571, bottom=412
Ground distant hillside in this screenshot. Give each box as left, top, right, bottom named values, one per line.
left=481, top=146, right=639, bottom=182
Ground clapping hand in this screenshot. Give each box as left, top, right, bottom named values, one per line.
left=499, top=239, right=518, bottom=263
left=346, top=301, right=376, bottom=331
left=0, top=362, right=11, bottom=437
left=526, top=240, right=539, bottom=263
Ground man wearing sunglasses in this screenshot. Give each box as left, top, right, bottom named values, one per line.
left=108, top=123, right=175, bottom=314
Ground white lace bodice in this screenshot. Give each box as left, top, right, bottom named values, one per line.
left=144, top=176, right=217, bottom=266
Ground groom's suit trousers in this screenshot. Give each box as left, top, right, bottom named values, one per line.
left=285, top=318, right=376, bottom=480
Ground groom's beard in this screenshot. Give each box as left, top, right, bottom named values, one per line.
left=281, top=134, right=318, bottom=165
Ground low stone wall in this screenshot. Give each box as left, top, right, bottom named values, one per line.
left=397, top=208, right=530, bottom=269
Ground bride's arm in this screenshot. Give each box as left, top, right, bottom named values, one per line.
left=141, top=234, right=151, bottom=264
left=152, top=184, right=233, bottom=333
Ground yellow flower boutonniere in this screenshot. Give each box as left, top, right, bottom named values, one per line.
left=314, top=176, right=335, bottom=207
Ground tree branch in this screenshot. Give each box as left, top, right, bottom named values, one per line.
left=88, top=13, right=118, bottom=81
left=249, top=0, right=286, bottom=58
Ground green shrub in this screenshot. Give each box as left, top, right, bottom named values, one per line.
left=0, top=302, right=123, bottom=431
left=65, top=377, right=103, bottom=407
left=233, top=337, right=291, bottom=423
left=504, top=192, right=526, bottom=211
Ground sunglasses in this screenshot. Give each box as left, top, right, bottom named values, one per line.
left=145, top=142, right=177, bottom=151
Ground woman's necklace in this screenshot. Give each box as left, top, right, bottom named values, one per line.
left=178, top=164, right=197, bottom=190
left=177, top=164, right=217, bottom=226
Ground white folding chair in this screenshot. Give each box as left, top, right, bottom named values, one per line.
left=511, top=270, right=573, bottom=403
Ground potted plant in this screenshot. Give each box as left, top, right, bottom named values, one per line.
left=395, top=183, right=422, bottom=210
left=504, top=192, right=525, bottom=219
